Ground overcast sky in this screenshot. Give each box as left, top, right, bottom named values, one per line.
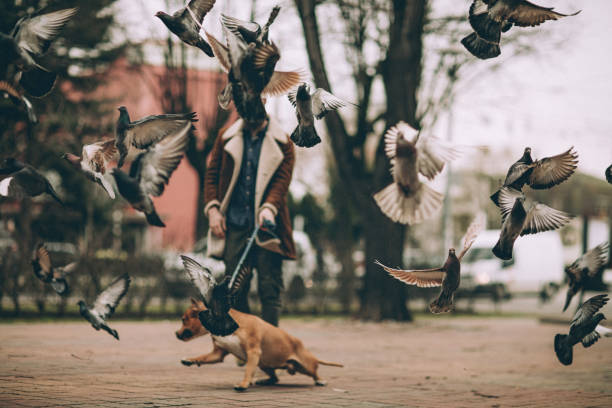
left=116, top=0, right=611, bottom=180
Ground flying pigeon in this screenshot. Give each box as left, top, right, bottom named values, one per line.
left=0, top=8, right=78, bottom=97
left=0, top=158, right=63, bottom=205
left=112, top=121, right=192, bottom=227
left=554, top=293, right=608, bottom=366
left=492, top=187, right=572, bottom=260
left=490, top=147, right=578, bottom=206
left=78, top=274, right=130, bottom=340
left=462, top=0, right=580, bottom=60
left=563, top=242, right=609, bottom=312
left=287, top=83, right=355, bottom=147
left=155, top=0, right=216, bottom=57
left=0, top=80, right=37, bottom=123
left=31, top=243, right=77, bottom=295
left=373, top=122, right=460, bottom=225
left=63, top=139, right=117, bottom=198
left=606, top=164, right=612, bottom=184
left=181, top=255, right=252, bottom=336
left=205, top=30, right=305, bottom=101
left=114, top=106, right=197, bottom=168
left=221, top=5, right=280, bottom=45
left=376, top=215, right=485, bottom=314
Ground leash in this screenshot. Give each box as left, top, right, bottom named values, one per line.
left=228, top=219, right=277, bottom=289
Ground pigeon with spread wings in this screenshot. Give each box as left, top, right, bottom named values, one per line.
left=462, top=0, right=580, bottom=60
left=181, top=255, right=253, bottom=336
left=112, top=121, right=192, bottom=227
left=114, top=106, right=197, bottom=168
left=492, top=187, right=572, bottom=260
left=554, top=294, right=608, bottom=366
left=0, top=158, right=63, bottom=205
left=155, top=0, right=216, bottom=57
left=373, top=122, right=460, bottom=225
left=0, top=8, right=78, bottom=97
left=63, top=139, right=117, bottom=198
left=78, top=274, right=130, bottom=340
left=205, top=30, right=305, bottom=106
left=287, top=83, right=355, bottom=147
left=31, top=243, right=77, bottom=296
left=490, top=147, right=578, bottom=206
left=563, top=242, right=609, bottom=312
left=0, top=80, right=37, bottom=123
left=376, top=215, right=485, bottom=314
left=221, top=5, right=280, bottom=45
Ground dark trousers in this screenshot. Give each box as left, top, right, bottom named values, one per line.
left=223, top=225, right=283, bottom=326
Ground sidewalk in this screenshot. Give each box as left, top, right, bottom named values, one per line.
left=1, top=317, right=611, bottom=407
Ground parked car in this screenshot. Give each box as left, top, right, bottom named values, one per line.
left=461, top=229, right=565, bottom=296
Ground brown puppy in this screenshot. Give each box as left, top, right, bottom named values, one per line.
left=176, top=298, right=343, bottom=391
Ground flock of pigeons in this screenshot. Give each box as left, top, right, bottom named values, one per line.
left=0, top=1, right=610, bottom=368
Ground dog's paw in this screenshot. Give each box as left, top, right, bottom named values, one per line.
left=181, top=359, right=195, bottom=367
left=234, top=385, right=249, bottom=392
left=256, top=377, right=278, bottom=386
left=315, top=380, right=327, bottom=386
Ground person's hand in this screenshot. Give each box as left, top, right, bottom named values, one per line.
left=258, top=207, right=275, bottom=226
left=208, top=207, right=226, bottom=238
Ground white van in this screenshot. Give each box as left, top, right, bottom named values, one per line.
left=461, top=229, right=565, bottom=295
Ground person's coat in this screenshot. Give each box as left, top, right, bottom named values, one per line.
left=204, top=118, right=296, bottom=259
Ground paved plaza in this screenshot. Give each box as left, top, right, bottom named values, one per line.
left=1, top=317, right=611, bottom=407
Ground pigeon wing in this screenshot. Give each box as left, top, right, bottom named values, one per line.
left=205, top=31, right=230, bottom=72
left=287, top=87, right=298, bottom=107
left=580, top=331, right=601, bottom=348
left=14, top=8, right=78, bottom=56
left=92, top=274, right=131, bottom=320
left=521, top=202, right=572, bottom=236
left=180, top=255, right=216, bottom=307
left=229, top=263, right=253, bottom=295
left=375, top=260, right=445, bottom=288
left=82, top=139, right=116, bottom=174
left=384, top=121, right=419, bottom=160
left=252, top=42, right=280, bottom=70
left=125, top=113, right=196, bottom=150
left=415, top=133, right=461, bottom=180
left=263, top=70, right=305, bottom=97
left=576, top=242, right=610, bottom=277
left=457, top=214, right=486, bottom=261
left=505, top=1, right=580, bottom=27
left=570, top=294, right=609, bottom=328
left=134, top=122, right=191, bottom=197
left=221, top=14, right=260, bottom=41
left=311, top=89, right=353, bottom=119
left=528, top=147, right=578, bottom=189
left=496, top=187, right=523, bottom=222
left=32, top=243, right=52, bottom=280
left=187, top=0, right=216, bottom=24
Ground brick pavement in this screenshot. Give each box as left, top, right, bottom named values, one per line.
left=1, top=317, right=611, bottom=407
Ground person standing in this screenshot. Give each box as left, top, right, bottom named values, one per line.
left=204, top=116, right=295, bottom=326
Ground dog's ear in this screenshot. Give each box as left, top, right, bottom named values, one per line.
left=190, top=297, right=199, bottom=307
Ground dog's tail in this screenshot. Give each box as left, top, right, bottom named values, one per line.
left=317, top=359, right=343, bottom=368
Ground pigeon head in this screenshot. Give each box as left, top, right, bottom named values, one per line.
left=521, top=147, right=533, bottom=163
left=77, top=300, right=88, bottom=315
left=448, top=248, right=456, bottom=257
left=594, top=313, right=606, bottom=323
left=154, top=11, right=166, bottom=17
left=296, top=83, right=310, bottom=100
left=0, top=157, right=24, bottom=173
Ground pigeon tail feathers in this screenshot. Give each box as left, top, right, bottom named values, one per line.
left=461, top=32, right=500, bottom=60
left=373, top=182, right=443, bottom=225
left=554, top=334, right=573, bottom=365
left=145, top=210, right=165, bottom=227
left=492, top=239, right=513, bottom=261
left=290, top=124, right=320, bottom=148
left=198, top=309, right=239, bottom=336
left=19, top=67, right=57, bottom=98
left=429, top=291, right=455, bottom=314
